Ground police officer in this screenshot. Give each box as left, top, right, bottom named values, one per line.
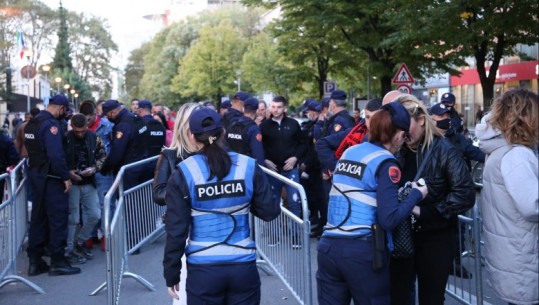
left=137, top=100, right=165, bottom=157
left=440, top=92, right=464, bottom=134
left=223, top=91, right=249, bottom=128
left=163, top=107, right=280, bottom=304
left=100, top=100, right=149, bottom=188
left=24, top=94, right=80, bottom=276
left=317, top=102, right=427, bottom=304
left=225, top=97, right=264, bottom=165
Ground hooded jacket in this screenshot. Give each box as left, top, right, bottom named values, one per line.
left=476, top=114, right=538, bottom=305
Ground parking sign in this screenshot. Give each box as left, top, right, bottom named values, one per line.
left=324, top=81, right=337, bottom=96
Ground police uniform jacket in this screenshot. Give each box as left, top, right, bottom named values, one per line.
left=225, top=116, right=265, bottom=165
left=323, top=142, right=422, bottom=239
left=142, top=114, right=166, bottom=156
left=24, top=111, right=70, bottom=181
left=445, top=128, right=485, bottom=169
left=260, top=115, right=307, bottom=171
left=321, top=109, right=355, bottom=139
left=100, top=108, right=149, bottom=175
left=300, top=119, right=322, bottom=174
left=0, top=132, right=19, bottom=173
left=223, top=108, right=243, bottom=128
left=163, top=152, right=279, bottom=287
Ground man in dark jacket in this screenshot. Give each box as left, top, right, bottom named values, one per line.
left=260, top=96, right=307, bottom=220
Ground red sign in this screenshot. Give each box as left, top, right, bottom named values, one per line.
left=451, top=61, right=538, bottom=86
left=392, top=64, right=415, bottom=84
left=396, top=84, right=412, bottom=94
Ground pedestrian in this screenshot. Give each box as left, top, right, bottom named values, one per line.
left=64, top=114, right=106, bottom=264
left=163, top=107, right=280, bottom=304
left=256, top=99, right=267, bottom=125
left=130, top=98, right=139, bottom=114
left=225, top=97, right=265, bottom=165
left=24, top=94, right=80, bottom=276
left=79, top=100, right=114, bottom=251
left=317, top=102, right=428, bottom=305
left=153, top=103, right=200, bottom=206
left=0, top=131, right=19, bottom=200
left=99, top=99, right=149, bottom=189
left=219, top=100, right=231, bottom=116
left=14, top=108, right=39, bottom=158
left=475, top=89, right=538, bottom=305
left=389, top=94, right=475, bottom=305
left=260, top=96, right=307, bottom=221
left=440, top=92, right=464, bottom=134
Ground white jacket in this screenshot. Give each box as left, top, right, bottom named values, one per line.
left=476, top=115, right=538, bottom=305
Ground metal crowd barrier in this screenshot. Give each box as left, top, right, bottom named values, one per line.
left=90, top=156, right=165, bottom=305
left=0, top=160, right=44, bottom=293
left=254, top=166, right=313, bottom=305
left=445, top=203, right=484, bottom=305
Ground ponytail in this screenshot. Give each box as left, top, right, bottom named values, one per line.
left=193, top=122, right=231, bottom=181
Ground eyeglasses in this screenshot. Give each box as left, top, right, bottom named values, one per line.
left=406, top=102, right=420, bottom=116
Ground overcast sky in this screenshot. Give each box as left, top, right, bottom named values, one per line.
left=41, top=0, right=168, bottom=67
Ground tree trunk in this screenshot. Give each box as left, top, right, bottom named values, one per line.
left=380, top=75, right=392, bottom=97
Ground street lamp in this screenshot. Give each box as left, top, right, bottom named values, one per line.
left=64, top=84, right=70, bottom=93
left=42, top=65, right=51, bottom=97
left=55, top=77, right=62, bottom=93
left=70, top=89, right=75, bottom=106
left=23, top=48, right=33, bottom=112
left=235, top=69, right=242, bottom=91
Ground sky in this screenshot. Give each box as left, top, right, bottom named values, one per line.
left=41, top=0, right=168, bottom=68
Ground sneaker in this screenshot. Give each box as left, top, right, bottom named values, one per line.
left=65, top=252, right=87, bottom=265
left=74, top=243, right=94, bottom=260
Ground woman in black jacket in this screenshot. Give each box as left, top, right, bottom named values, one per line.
left=153, top=103, right=200, bottom=206
left=389, top=95, right=476, bottom=305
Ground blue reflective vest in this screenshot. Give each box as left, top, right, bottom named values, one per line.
left=178, top=152, right=256, bottom=264
left=323, top=142, right=395, bottom=238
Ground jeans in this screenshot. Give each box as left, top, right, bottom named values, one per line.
left=268, top=167, right=302, bottom=218
left=93, top=172, right=114, bottom=234
left=67, top=184, right=100, bottom=252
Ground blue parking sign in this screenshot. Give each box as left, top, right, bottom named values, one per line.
left=324, top=81, right=337, bottom=96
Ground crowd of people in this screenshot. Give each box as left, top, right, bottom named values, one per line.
left=0, top=87, right=536, bottom=305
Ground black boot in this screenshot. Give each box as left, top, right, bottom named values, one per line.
left=28, top=257, right=49, bottom=276
left=49, top=254, right=81, bottom=276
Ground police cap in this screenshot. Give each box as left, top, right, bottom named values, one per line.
left=244, top=97, right=259, bottom=112
left=138, top=100, right=152, bottom=109
left=189, top=107, right=223, bottom=134
left=381, top=101, right=410, bottom=132
left=102, top=100, right=122, bottom=115
left=428, top=102, right=452, bottom=116
left=49, top=94, right=70, bottom=108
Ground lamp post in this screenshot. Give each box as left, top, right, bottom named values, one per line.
left=64, top=83, right=70, bottom=94
left=70, top=89, right=75, bottom=106
left=42, top=64, right=50, bottom=97
left=55, top=77, right=62, bottom=93
left=23, top=48, right=33, bottom=112
left=235, top=69, right=242, bottom=91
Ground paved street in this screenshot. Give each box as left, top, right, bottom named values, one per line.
left=0, top=193, right=507, bottom=305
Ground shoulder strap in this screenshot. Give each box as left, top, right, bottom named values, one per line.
left=414, top=142, right=435, bottom=181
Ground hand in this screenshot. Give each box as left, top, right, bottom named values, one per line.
left=70, top=170, right=82, bottom=182
left=411, top=181, right=428, bottom=199
left=283, top=156, right=297, bottom=171
left=412, top=206, right=421, bottom=218
left=80, top=167, right=95, bottom=177
left=299, top=163, right=306, bottom=172
left=63, top=180, right=72, bottom=193
left=264, top=159, right=278, bottom=172
left=167, top=284, right=180, bottom=300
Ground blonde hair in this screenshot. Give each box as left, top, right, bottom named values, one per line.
left=169, top=103, right=201, bottom=159
left=395, top=94, right=442, bottom=152
left=489, top=89, right=538, bottom=148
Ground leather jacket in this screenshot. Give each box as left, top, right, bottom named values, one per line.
left=399, top=136, right=476, bottom=232
left=153, top=148, right=189, bottom=206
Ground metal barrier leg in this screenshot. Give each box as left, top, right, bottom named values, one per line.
left=256, top=259, right=274, bottom=276
left=123, top=271, right=155, bottom=291
left=89, top=281, right=107, bottom=296
left=0, top=275, right=45, bottom=294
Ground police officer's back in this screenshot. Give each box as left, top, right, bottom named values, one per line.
left=24, top=94, right=80, bottom=276
left=137, top=100, right=165, bottom=157
left=323, top=90, right=355, bottom=137
left=100, top=100, right=149, bottom=188
left=225, top=97, right=264, bottom=165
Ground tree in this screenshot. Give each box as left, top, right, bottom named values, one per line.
left=68, top=12, right=118, bottom=99
left=52, top=1, right=72, bottom=71
left=387, top=0, right=539, bottom=109
left=124, top=42, right=149, bottom=101
left=171, top=20, right=247, bottom=103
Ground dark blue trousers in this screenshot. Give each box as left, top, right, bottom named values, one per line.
left=317, top=237, right=390, bottom=305
left=186, top=261, right=260, bottom=305
left=27, top=169, right=69, bottom=259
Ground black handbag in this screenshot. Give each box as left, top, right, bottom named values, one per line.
left=391, top=146, right=433, bottom=258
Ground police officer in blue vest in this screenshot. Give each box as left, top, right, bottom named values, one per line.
left=100, top=100, right=149, bottom=189
left=225, top=97, right=265, bottom=165
left=163, top=107, right=280, bottom=304
left=317, top=102, right=428, bottom=305
left=24, top=94, right=81, bottom=276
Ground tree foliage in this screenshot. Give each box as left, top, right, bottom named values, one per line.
left=52, top=2, right=72, bottom=71
left=386, top=0, right=539, bottom=109
left=171, top=19, right=246, bottom=103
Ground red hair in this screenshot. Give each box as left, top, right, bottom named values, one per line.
left=369, top=109, right=399, bottom=144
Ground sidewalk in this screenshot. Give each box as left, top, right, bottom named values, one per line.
left=0, top=236, right=299, bottom=305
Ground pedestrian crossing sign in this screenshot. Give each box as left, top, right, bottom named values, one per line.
left=392, top=64, right=415, bottom=84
